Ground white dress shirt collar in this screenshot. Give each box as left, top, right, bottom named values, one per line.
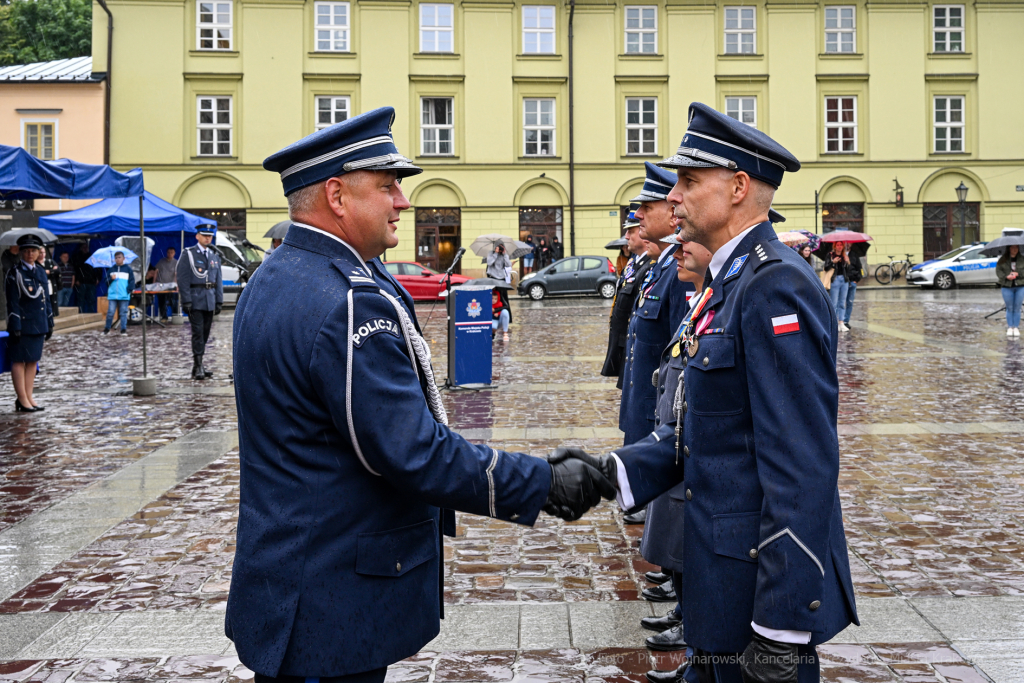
left=708, top=224, right=759, bottom=280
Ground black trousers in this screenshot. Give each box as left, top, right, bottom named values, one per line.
left=254, top=668, right=386, bottom=683
left=189, top=308, right=214, bottom=356
left=690, top=645, right=819, bottom=683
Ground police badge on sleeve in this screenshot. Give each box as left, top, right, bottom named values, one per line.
left=353, top=317, right=401, bottom=347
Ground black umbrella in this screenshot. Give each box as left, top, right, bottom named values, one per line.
left=979, top=233, right=1024, bottom=257
left=0, top=227, right=58, bottom=247
left=459, top=277, right=513, bottom=290
left=813, top=240, right=872, bottom=262
left=605, top=237, right=628, bottom=249
left=264, top=220, right=292, bottom=240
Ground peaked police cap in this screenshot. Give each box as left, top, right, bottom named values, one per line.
left=631, top=162, right=677, bottom=203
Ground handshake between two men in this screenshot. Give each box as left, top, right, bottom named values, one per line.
left=542, top=447, right=621, bottom=522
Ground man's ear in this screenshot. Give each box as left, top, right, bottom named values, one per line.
left=325, top=177, right=346, bottom=219
left=731, top=171, right=752, bottom=206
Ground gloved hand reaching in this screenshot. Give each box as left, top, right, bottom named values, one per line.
left=548, top=446, right=618, bottom=487
left=542, top=447, right=617, bottom=522
left=740, top=632, right=799, bottom=683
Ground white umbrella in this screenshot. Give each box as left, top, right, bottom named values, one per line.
left=469, top=234, right=521, bottom=257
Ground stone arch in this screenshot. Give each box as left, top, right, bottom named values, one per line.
left=819, top=175, right=872, bottom=203
left=513, top=177, right=568, bottom=206
left=615, top=177, right=645, bottom=206
left=408, top=178, right=466, bottom=207
left=173, top=171, right=252, bottom=208
left=917, top=167, right=990, bottom=203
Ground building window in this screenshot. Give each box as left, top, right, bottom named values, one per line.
left=197, top=96, right=232, bottom=156
left=23, top=122, right=55, bottom=160
left=197, top=1, right=232, bottom=50
left=421, top=97, right=453, bottom=155
left=825, top=96, right=857, bottom=153
left=624, top=6, right=657, bottom=54
left=724, top=7, right=755, bottom=54
left=316, top=96, right=350, bottom=129
left=524, top=98, right=556, bottom=156
left=824, top=6, right=855, bottom=52
left=933, top=5, right=964, bottom=52
left=626, top=98, right=657, bottom=154
left=315, top=2, right=349, bottom=52
left=725, top=97, right=756, bottom=127
left=822, top=203, right=864, bottom=233
left=933, top=96, right=964, bottom=152
left=523, top=6, right=555, bottom=53
left=420, top=4, right=453, bottom=52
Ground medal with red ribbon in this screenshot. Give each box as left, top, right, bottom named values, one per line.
left=681, top=287, right=713, bottom=357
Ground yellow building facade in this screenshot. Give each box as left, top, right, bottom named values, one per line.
left=93, top=0, right=1024, bottom=275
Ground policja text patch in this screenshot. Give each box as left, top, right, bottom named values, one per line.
left=353, top=317, right=401, bottom=347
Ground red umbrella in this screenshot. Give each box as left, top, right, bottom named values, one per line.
left=820, top=230, right=872, bottom=243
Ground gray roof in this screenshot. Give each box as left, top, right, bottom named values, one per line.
left=0, top=57, right=102, bottom=83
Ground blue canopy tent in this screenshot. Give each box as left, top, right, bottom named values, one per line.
left=0, top=144, right=159, bottom=386
left=39, top=191, right=210, bottom=235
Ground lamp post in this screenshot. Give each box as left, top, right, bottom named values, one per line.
left=955, top=181, right=969, bottom=247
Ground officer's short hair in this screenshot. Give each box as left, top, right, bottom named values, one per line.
left=287, top=181, right=325, bottom=219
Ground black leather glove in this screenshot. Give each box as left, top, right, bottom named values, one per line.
left=740, top=632, right=799, bottom=683
left=214, top=303, right=223, bottom=315
left=542, top=448, right=617, bottom=522
left=181, top=304, right=191, bottom=316
left=45, top=329, right=53, bottom=341
left=548, top=447, right=617, bottom=488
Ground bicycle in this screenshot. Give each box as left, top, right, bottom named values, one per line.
left=874, top=253, right=915, bottom=285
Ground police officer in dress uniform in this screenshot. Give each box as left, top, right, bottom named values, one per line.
left=601, top=204, right=652, bottom=383
left=4, top=234, right=53, bottom=412
left=553, top=103, right=859, bottom=683
left=176, top=225, right=223, bottom=380
left=227, top=107, right=614, bottom=683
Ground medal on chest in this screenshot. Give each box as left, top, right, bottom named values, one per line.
left=679, top=287, right=713, bottom=357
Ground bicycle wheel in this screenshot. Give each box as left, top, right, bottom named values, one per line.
left=874, top=264, right=893, bottom=285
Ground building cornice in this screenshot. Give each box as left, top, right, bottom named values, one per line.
left=410, top=74, right=466, bottom=82
left=183, top=72, right=243, bottom=81
left=815, top=73, right=869, bottom=82
left=716, top=73, right=769, bottom=83
left=924, top=73, right=979, bottom=81
left=303, top=72, right=361, bottom=81
left=512, top=75, right=567, bottom=83
left=615, top=75, right=669, bottom=83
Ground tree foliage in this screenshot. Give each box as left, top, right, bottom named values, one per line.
left=0, top=0, right=92, bottom=67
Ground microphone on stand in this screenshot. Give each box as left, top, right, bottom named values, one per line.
left=446, top=247, right=467, bottom=275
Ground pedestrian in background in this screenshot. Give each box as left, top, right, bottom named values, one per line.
left=152, top=247, right=179, bottom=320
left=799, top=244, right=822, bottom=272
left=72, top=243, right=99, bottom=313
left=4, top=234, right=53, bottom=412
left=56, top=251, right=75, bottom=308
left=492, top=289, right=510, bottom=342
left=486, top=244, right=512, bottom=311
left=844, top=249, right=863, bottom=328
left=996, top=244, right=1024, bottom=337
left=177, top=225, right=223, bottom=380
left=824, top=241, right=852, bottom=332
left=103, top=251, right=135, bottom=336
left=522, top=235, right=535, bottom=273
left=536, top=237, right=551, bottom=268
left=552, top=235, right=563, bottom=261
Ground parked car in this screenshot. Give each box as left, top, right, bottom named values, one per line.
left=517, top=255, right=618, bottom=300
left=383, top=261, right=470, bottom=300
left=906, top=243, right=997, bottom=290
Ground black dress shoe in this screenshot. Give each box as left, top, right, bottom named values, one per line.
left=642, top=579, right=676, bottom=602
left=14, top=400, right=34, bottom=413
left=641, top=608, right=682, bottom=632
left=645, top=571, right=670, bottom=584
left=624, top=509, right=647, bottom=524
left=647, top=664, right=690, bottom=683
left=30, top=404, right=44, bottom=411
left=646, top=623, right=687, bottom=651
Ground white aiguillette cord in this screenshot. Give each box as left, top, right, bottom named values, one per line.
left=379, top=291, right=449, bottom=427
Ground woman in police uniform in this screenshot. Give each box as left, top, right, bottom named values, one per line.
left=4, top=234, right=54, bottom=412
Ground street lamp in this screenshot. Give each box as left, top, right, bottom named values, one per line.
left=955, top=181, right=969, bottom=247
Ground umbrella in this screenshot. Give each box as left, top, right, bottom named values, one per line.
left=86, top=246, right=138, bottom=268
left=605, top=237, right=628, bottom=249
left=820, top=230, right=872, bottom=244
left=0, top=227, right=58, bottom=247
left=776, top=230, right=820, bottom=250
left=459, top=277, right=513, bottom=290
left=468, top=233, right=521, bottom=257
left=508, top=242, right=534, bottom=259
left=979, top=233, right=1024, bottom=257
left=264, top=220, right=291, bottom=240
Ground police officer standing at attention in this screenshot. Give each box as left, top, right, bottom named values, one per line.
left=4, top=234, right=54, bottom=412
left=601, top=204, right=652, bottom=384
left=176, top=225, right=223, bottom=380
left=227, top=107, right=614, bottom=683
left=553, top=103, right=859, bottom=683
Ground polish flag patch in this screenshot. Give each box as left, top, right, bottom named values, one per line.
left=771, top=314, right=800, bottom=335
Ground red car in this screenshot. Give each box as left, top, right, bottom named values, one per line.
left=382, top=261, right=470, bottom=300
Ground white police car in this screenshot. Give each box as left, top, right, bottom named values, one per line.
left=906, top=243, right=997, bottom=290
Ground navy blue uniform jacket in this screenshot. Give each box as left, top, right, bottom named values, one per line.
left=618, top=246, right=693, bottom=445
left=227, top=225, right=551, bottom=678
left=4, top=261, right=53, bottom=335
left=614, top=222, right=858, bottom=652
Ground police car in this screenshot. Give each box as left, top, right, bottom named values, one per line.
left=906, top=243, right=997, bottom=289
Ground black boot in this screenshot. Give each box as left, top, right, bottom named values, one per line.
left=192, top=354, right=207, bottom=380
left=203, top=364, right=214, bottom=378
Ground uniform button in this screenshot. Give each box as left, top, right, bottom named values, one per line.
left=749, top=549, right=758, bottom=559
left=809, top=600, right=820, bottom=611
left=685, top=489, right=692, bottom=500
left=630, top=381, right=633, bottom=387
left=659, top=386, right=665, bottom=394
left=702, top=357, right=709, bottom=367
left=683, top=446, right=690, bottom=457
left=396, top=562, right=402, bottom=572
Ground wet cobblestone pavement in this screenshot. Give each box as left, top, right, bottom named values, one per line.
left=0, top=289, right=1021, bottom=682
